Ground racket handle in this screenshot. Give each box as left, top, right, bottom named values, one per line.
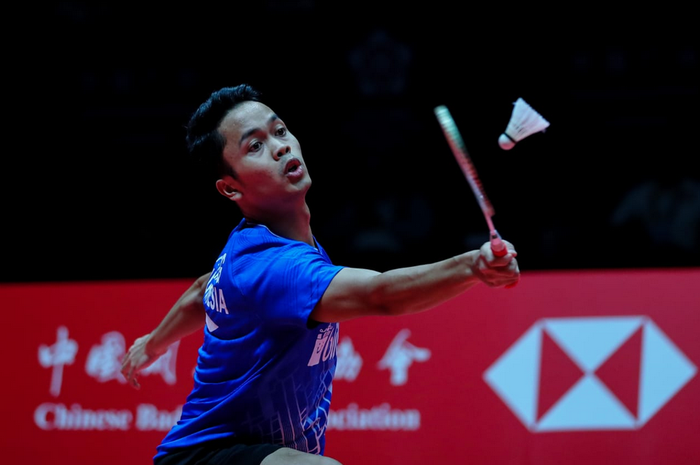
left=490, top=231, right=508, bottom=257
left=491, top=231, right=518, bottom=288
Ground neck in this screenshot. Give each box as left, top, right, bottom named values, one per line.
left=246, top=203, right=314, bottom=247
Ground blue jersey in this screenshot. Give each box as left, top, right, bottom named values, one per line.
left=155, top=219, right=344, bottom=460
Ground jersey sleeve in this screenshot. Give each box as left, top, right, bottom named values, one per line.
left=235, top=243, right=344, bottom=326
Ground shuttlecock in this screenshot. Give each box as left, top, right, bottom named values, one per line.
left=498, top=98, right=550, bottom=150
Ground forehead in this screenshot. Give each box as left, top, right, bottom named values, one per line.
left=219, top=101, right=276, bottom=141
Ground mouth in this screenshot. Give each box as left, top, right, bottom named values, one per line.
left=284, top=157, right=302, bottom=175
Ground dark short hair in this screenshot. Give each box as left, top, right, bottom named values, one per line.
left=186, top=84, right=263, bottom=181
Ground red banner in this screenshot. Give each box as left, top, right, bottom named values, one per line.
left=4, top=269, right=699, bottom=464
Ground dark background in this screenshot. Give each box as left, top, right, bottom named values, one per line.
left=4, top=3, right=699, bottom=283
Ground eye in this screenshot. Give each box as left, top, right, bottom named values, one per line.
left=249, top=140, right=262, bottom=152
left=275, top=126, right=287, bottom=137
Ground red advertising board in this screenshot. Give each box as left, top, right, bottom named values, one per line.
left=3, top=269, right=699, bottom=464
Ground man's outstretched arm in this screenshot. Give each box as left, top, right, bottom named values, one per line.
left=120, top=272, right=211, bottom=389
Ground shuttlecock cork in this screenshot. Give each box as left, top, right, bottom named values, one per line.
left=498, top=98, right=550, bottom=150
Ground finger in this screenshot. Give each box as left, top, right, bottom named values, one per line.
left=501, top=240, right=517, bottom=258
left=129, top=369, right=141, bottom=389
left=119, top=362, right=129, bottom=381
left=505, top=265, right=520, bottom=289
left=126, top=365, right=136, bottom=383
left=492, top=254, right=514, bottom=267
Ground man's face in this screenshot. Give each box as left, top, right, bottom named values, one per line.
left=218, top=101, right=310, bottom=215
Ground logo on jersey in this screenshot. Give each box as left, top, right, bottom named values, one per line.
left=205, top=254, right=229, bottom=317
left=308, top=324, right=338, bottom=367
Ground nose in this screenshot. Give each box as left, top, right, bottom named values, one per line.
left=273, top=143, right=291, bottom=161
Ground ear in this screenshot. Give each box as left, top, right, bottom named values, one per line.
left=215, top=177, right=241, bottom=201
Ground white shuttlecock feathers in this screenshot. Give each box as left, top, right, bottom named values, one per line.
left=498, top=98, right=550, bottom=150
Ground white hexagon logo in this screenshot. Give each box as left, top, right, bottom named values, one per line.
left=483, top=316, right=697, bottom=431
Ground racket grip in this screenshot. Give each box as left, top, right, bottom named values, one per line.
left=491, top=230, right=518, bottom=288
left=490, top=231, right=508, bottom=257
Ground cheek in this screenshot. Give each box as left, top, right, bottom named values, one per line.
left=240, top=165, right=278, bottom=189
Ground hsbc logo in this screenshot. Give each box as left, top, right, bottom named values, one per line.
left=483, top=316, right=696, bottom=432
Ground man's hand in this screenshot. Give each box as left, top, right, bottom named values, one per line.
left=473, top=240, right=520, bottom=288
left=120, top=334, right=159, bottom=389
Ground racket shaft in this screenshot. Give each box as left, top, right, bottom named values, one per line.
left=434, top=105, right=505, bottom=255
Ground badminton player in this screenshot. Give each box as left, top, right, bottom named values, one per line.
left=120, top=84, right=520, bottom=465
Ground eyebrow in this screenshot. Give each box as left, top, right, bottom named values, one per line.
left=239, top=114, right=280, bottom=147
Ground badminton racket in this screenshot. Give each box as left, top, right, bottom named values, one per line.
left=434, top=105, right=508, bottom=257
